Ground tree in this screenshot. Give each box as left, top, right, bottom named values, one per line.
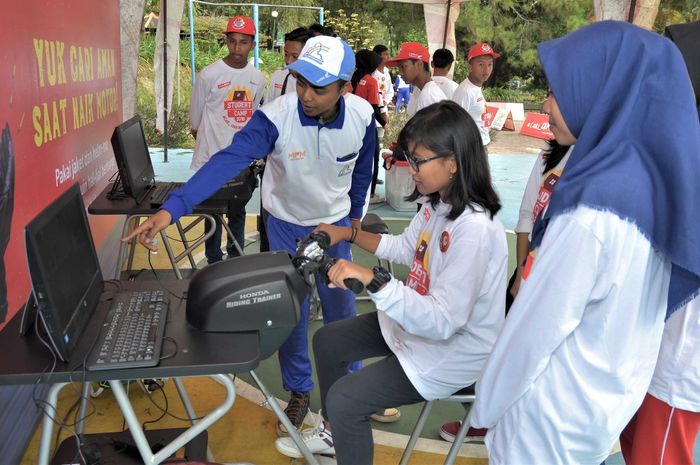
left=653, top=0, right=700, bottom=30
left=324, top=0, right=426, bottom=52
left=593, top=0, right=663, bottom=29
left=324, top=9, right=381, bottom=50
left=455, top=0, right=593, bottom=86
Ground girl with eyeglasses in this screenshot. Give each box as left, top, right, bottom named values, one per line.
left=274, top=100, right=507, bottom=464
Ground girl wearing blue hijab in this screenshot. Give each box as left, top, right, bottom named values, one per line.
left=470, top=21, right=700, bottom=464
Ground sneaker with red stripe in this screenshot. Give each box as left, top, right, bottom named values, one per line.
left=439, top=421, right=487, bottom=443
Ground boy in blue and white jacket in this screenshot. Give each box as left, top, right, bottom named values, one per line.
left=125, top=35, right=376, bottom=437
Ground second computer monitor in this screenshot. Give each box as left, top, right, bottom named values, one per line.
left=110, top=115, right=154, bottom=203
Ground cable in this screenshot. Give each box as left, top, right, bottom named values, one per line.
left=142, top=379, right=208, bottom=424
left=159, top=337, right=178, bottom=361
left=141, top=379, right=169, bottom=431
left=146, top=251, right=187, bottom=302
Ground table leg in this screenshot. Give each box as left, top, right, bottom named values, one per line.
left=173, top=377, right=215, bottom=462
left=108, top=374, right=235, bottom=465
left=249, top=370, right=319, bottom=465
left=158, top=231, right=183, bottom=280
left=175, top=221, right=198, bottom=269
left=37, top=382, right=70, bottom=465
left=76, top=382, right=91, bottom=435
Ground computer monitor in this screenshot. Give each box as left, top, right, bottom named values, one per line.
left=110, top=115, right=154, bottom=203
left=24, top=183, right=103, bottom=361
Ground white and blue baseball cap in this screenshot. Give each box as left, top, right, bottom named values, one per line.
left=287, top=36, right=355, bottom=87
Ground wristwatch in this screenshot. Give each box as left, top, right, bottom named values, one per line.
left=367, top=266, right=392, bottom=293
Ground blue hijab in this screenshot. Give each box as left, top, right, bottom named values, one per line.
left=532, top=21, right=700, bottom=319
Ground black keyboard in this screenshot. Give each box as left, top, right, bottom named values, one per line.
left=149, top=182, right=184, bottom=207
left=86, top=290, right=168, bottom=371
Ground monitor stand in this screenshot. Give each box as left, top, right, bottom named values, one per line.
left=19, top=292, right=37, bottom=336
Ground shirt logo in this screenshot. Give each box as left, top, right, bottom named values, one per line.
left=224, top=88, right=254, bottom=124
left=532, top=170, right=562, bottom=222
left=218, top=81, right=231, bottom=89
left=407, top=234, right=430, bottom=295
left=423, top=207, right=431, bottom=222
left=288, top=151, right=305, bottom=160
left=439, top=231, right=450, bottom=252
left=304, top=43, right=330, bottom=65
left=338, top=165, right=352, bottom=176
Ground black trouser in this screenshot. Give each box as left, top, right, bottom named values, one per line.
left=370, top=133, right=380, bottom=196
left=313, top=312, right=425, bottom=465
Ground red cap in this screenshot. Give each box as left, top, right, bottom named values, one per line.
left=467, top=42, right=500, bottom=61
left=225, top=16, right=256, bottom=36
left=386, top=42, right=430, bottom=67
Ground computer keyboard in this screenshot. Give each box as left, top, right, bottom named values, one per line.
left=86, top=290, right=168, bottom=371
left=149, top=182, right=184, bottom=207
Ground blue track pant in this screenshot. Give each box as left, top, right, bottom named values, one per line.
left=265, top=211, right=359, bottom=393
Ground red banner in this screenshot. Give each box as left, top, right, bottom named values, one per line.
left=0, top=0, right=122, bottom=328
left=520, top=112, right=555, bottom=140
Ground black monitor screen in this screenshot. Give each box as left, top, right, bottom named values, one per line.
left=111, top=115, right=154, bottom=202
left=24, top=183, right=103, bottom=360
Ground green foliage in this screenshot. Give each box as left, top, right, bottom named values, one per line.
left=401, top=26, right=427, bottom=46
left=453, top=59, right=468, bottom=85
left=324, top=9, right=381, bottom=50
left=654, top=0, right=700, bottom=30
left=136, top=57, right=194, bottom=148
left=483, top=86, right=546, bottom=104
left=136, top=61, right=195, bottom=149
left=383, top=111, right=411, bottom=147
left=322, top=0, right=424, bottom=53
left=455, top=0, right=593, bottom=87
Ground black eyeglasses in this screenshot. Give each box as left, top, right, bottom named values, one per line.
left=403, top=150, right=445, bottom=172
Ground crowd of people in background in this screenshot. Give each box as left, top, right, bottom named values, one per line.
left=127, top=16, right=700, bottom=465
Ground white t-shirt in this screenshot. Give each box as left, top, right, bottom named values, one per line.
left=452, top=78, right=489, bottom=146
left=647, top=297, right=700, bottom=412
left=406, top=80, right=447, bottom=117
left=266, top=67, right=297, bottom=103
left=471, top=206, right=670, bottom=464
left=515, top=146, right=573, bottom=236
left=431, top=75, right=458, bottom=100
left=190, top=60, right=266, bottom=170
left=373, top=67, right=394, bottom=108
left=372, top=200, right=508, bottom=400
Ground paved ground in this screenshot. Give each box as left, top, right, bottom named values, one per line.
left=488, top=120, right=548, bottom=155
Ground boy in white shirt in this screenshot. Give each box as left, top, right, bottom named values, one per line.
left=266, top=27, right=311, bottom=102
left=431, top=48, right=458, bottom=99
left=387, top=42, right=446, bottom=117
left=452, top=42, right=499, bottom=146
left=190, top=16, right=266, bottom=263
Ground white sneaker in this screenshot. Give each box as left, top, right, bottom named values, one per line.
left=369, top=194, right=385, bottom=205
left=275, top=418, right=335, bottom=458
